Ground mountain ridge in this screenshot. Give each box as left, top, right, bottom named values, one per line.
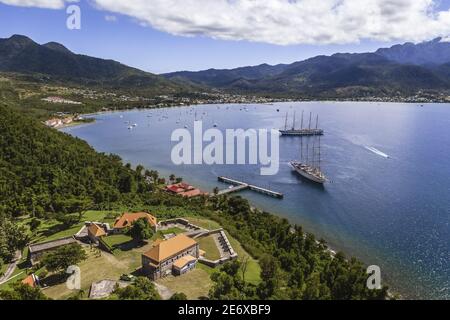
left=163, top=38, right=450, bottom=97
left=1, top=34, right=449, bottom=98
left=0, top=34, right=190, bottom=94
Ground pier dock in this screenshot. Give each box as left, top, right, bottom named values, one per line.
left=216, top=176, right=284, bottom=199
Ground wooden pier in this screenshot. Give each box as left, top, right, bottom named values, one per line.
left=216, top=176, right=284, bottom=199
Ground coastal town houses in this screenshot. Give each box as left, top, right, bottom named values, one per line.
left=113, top=212, right=158, bottom=232
left=141, top=234, right=200, bottom=280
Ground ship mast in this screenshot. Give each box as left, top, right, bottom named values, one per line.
left=292, top=111, right=296, bottom=130
left=306, top=138, right=309, bottom=166
left=312, top=136, right=316, bottom=169
left=318, top=135, right=321, bottom=171
left=309, top=112, right=312, bottom=130
left=301, top=111, right=304, bottom=130
left=300, top=137, right=304, bottom=162
left=284, top=112, right=288, bottom=131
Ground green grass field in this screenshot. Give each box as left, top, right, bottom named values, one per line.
left=19, top=211, right=120, bottom=244
left=186, top=217, right=222, bottom=230
left=102, top=234, right=133, bottom=248
left=156, top=268, right=212, bottom=300
left=159, top=227, right=186, bottom=236
left=197, top=235, right=221, bottom=261
left=225, top=230, right=261, bottom=285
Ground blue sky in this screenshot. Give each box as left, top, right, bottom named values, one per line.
left=1, top=0, right=450, bottom=73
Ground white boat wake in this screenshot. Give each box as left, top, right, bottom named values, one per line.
left=365, top=146, right=390, bottom=159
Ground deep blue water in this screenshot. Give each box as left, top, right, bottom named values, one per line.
left=62, top=102, right=450, bottom=299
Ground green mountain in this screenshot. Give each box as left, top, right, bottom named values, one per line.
left=376, top=37, right=450, bottom=66
left=0, top=34, right=188, bottom=94
left=164, top=39, right=450, bottom=97
left=166, top=63, right=288, bottom=87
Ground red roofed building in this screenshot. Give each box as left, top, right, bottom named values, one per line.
left=165, top=183, right=208, bottom=198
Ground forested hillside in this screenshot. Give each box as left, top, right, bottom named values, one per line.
left=0, top=104, right=151, bottom=218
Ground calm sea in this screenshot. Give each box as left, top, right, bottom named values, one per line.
left=62, top=101, right=450, bottom=299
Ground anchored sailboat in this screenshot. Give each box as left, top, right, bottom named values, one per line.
left=290, top=118, right=327, bottom=184
left=280, top=110, right=324, bottom=136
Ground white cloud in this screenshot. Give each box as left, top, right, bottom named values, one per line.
left=0, top=0, right=77, bottom=9
left=3, top=0, right=450, bottom=45
left=91, top=0, right=450, bottom=45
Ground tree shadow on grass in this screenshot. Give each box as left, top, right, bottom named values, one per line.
left=40, top=223, right=75, bottom=239
left=116, top=240, right=148, bottom=252
left=41, top=273, right=68, bottom=287
left=131, top=268, right=145, bottom=277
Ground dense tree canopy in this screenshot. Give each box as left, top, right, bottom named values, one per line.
left=0, top=105, right=152, bottom=218
left=113, top=277, right=161, bottom=300
left=129, top=217, right=154, bottom=242
left=0, top=214, right=29, bottom=261
left=207, top=195, right=389, bottom=300
left=41, top=243, right=87, bottom=273
left=0, top=282, right=48, bottom=300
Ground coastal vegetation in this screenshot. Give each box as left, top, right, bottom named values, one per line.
left=0, top=104, right=389, bottom=300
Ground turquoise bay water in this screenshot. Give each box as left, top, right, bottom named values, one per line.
left=63, top=102, right=450, bottom=299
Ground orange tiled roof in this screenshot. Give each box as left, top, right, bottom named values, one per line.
left=114, top=212, right=157, bottom=229
left=22, top=274, right=37, bottom=287
left=173, top=255, right=197, bottom=269
left=87, top=223, right=106, bottom=238
left=143, top=234, right=197, bottom=263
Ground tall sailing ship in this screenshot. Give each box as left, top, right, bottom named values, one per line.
left=280, top=110, right=324, bottom=136
left=290, top=117, right=327, bottom=184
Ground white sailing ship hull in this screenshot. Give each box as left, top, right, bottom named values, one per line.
left=290, top=162, right=326, bottom=184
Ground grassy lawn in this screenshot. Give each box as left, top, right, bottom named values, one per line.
left=156, top=268, right=212, bottom=300
left=42, top=245, right=139, bottom=299
left=145, top=206, right=200, bottom=219
left=102, top=234, right=133, bottom=248
left=225, top=230, right=261, bottom=285
left=197, top=235, right=221, bottom=261
left=186, top=217, right=221, bottom=230
left=20, top=211, right=120, bottom=244
left=159, top=227, right=186, bottom=236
